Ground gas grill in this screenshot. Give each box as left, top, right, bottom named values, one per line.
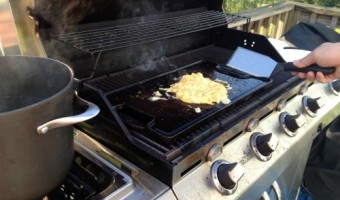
left=2, top=0, right=340, bottom=199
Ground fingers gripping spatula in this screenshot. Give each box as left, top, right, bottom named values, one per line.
left=226, top=47, right=335, bottom=78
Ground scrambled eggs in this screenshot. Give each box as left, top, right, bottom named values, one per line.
left=167, top=72, right=231, bottom=105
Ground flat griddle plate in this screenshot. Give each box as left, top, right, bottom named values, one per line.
left=106, top=61, right=271, bottom=142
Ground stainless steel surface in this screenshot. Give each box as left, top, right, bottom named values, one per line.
left=271, top=181, right=282, bottom=200
left=0, top=37, right=4, bottom=56
left=172, top=82, right=340, bottom=200
left=261, top=191, right=270, bottom=200
left=207, top=144, right=223, bottom=162
left=227, top=47, right=277, bottom=77
left=276, top=99, right=287, bottom=111
left=74, top=130, right=175, bottom=200
left=329, top=81, right=339, bottom=96
left=246, top=118, right=259, bottom=132
left=0, top=0, right=46, bottom=56
left=37, top=94, right=100, bottom=134
left=0, top=0, right=21, bottom=55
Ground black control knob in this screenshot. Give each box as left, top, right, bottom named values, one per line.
left=256, top=133, right=278, bottom=156
left=279, top=112, right=305, bottom=136
left=303, top=96, right=324, bottom=117
left=284, top=114, right=302, bottom=131
left=250, top=132, right=278, bottom=161
left=217, top=162, right=243, bottom=189
left=329, top=80, right=340, bottom=95
left=211, top=160, right=245, bottom=195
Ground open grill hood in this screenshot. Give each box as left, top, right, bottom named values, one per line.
left=21, top=0, right=251, bottom=79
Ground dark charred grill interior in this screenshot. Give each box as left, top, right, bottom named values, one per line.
left=30, top=0, right=306, bottom=187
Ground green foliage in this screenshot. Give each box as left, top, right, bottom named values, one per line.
left=223, top=0, right=339, bottom=13
left=295, top=0, right=339, bottom=7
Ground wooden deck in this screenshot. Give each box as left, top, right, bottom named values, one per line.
left=228, top=1, right=340, bottom=39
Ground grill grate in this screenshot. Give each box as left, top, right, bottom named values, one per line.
left=52, top=11, right=246, bottom=54
left=87, top=62, right=178, bottom=94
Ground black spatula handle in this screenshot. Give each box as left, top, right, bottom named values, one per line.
left=283, top=62, right=336, bottom=75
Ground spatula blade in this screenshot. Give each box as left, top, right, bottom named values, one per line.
left=227, top=47, right=277, bottom=78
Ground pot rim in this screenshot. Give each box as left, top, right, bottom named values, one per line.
left=0, top=55, right=75, bottom=116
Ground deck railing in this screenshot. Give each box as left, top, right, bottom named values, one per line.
left=228, top=1, right=340, bottom=39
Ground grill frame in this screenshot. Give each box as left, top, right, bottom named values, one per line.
left=74, top=28, right=305, bottom=186
left=36, top=3, right=304, bottom=187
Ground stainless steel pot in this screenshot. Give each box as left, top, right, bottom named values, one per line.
left=0, top=56, right=99, bottom=200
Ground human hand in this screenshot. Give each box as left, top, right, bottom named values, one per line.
left=292, top=42, right=340, bottom=83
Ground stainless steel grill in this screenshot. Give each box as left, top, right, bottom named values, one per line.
left=2, top=0, right=340, bottom=199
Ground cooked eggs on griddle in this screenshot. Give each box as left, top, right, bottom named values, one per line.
left=166, top=72, right=231, bottom=105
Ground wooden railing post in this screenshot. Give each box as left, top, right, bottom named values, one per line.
left=228, top=1, right=340, bottom=40
left=330, top=16, right=339, bottom=29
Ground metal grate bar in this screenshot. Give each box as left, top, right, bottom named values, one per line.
left=52, top=11, right=245, bottom=54
left=89, top=68, right=167, bottom=94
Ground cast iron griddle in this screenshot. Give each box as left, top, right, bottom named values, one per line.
left=107, top=61, right=271, bottom=141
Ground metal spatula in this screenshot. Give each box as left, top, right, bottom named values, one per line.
left=227, top=47, right=335, bottom=78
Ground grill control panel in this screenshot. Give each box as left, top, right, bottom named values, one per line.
left=173, top=80, right=340, bottom=200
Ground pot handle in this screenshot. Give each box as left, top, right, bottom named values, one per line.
left=37, top=94, right=100, bottom=134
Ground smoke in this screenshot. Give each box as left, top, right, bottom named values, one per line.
left=0, top=56, right=69, bottom=113
left=61, top=0, right=96, bottom=26
left=119, top=0, right=159, bottom=18
left=34, top=0, right=185, bottom=78
left=137, top=42, right=167, bottom=71
left=36, top=0, right=170, bottom=29
left=36, top=0, right=99, bottom=31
